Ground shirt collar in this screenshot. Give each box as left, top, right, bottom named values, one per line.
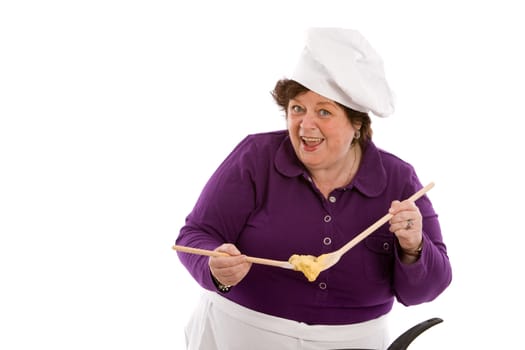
left=352, top=140, right=387, bottom=197
left=275, top=134, right=387, bottom=197
left=275, top=134, right=306, bottom=178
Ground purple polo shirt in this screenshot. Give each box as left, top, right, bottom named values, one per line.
left=176, top=130, right=452, bottom=325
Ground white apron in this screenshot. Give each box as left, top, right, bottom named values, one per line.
left=185, top=291, right=390, bottom=350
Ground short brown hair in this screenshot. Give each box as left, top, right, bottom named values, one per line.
left=271, top=79, right=372, bottom=148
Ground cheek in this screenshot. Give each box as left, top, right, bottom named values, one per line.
left=287, top=120, right=303, bottom=148
left=286, top=117, right=299, bottom=132
left=328, top=129, right=354, bottom=149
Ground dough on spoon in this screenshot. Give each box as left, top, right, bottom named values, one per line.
left=288, top=254, right=327, bottom=282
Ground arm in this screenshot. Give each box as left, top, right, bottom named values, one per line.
left=175, top=137, right=258, bottom=291
left=391, top=178, right=452, bottom=305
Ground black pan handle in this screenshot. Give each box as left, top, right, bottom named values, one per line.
left=387, top=317, right=443, bottom=350
left=331, top=317, right=443, bottom=350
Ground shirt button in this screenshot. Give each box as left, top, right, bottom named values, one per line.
left=323, top=237, right=332, bottom=245
left=328, top=196, right=337, bottom=203
left=323, top=215, right=332, bottom=223
left=383, top=242, right=390, bottom=251
left=319, top=282, right=327, bottom=290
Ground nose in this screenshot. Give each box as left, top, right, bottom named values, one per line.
left=300, top=111, right=317, bottom=129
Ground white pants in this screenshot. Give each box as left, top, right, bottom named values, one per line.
left=185, top=291, right=390, bottom=350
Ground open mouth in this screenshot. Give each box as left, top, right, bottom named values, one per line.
left=301, top=136, right=324, bottom=147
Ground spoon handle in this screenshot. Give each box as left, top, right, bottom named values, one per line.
left=172, top=245, right=294, bottom=269
left=338, top=182, right=435, bottom=255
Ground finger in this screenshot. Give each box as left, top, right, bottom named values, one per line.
left=389, top=202, right=421, bottom=225
left=389, top=210, right=416, bottom=227
left=211, top=259, right=251, bottom=286
left=389, top=199, right=419, bottom=215
left=210, top=254, right=247, bottom=269
left=388, top=200, right=402, bottom=215
left=389, top=220, right=413, bottom=233
left=389, top=214, right=422, bottom=233
left=397, top=201, right=418, bottom=213
left=215, top=243, right=241, bottom=256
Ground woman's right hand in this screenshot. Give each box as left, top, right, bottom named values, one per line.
left=209, top=243, right=252, bottom=287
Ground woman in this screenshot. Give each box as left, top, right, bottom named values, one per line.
left=175, top=27, right=452, bottom=350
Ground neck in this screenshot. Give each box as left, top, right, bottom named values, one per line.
left=310, top=144, right=361, bottom=197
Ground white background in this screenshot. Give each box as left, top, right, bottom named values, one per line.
left=1, top=1, right=524, bottom=349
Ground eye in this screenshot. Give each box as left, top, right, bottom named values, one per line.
left=290, top=105, right=305, bottom=114
left=319, top=109, right=332, bottom=117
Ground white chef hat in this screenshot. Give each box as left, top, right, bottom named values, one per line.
left=292, top=27, right=395, bottom=117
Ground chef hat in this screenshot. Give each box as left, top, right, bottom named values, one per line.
left=292, top=27, right=395, bottom=117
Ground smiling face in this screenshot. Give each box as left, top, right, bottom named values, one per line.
left=287, top=91, right=360, bottom=172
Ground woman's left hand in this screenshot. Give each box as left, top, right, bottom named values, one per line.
left=388, top=199, right=423, bottom=253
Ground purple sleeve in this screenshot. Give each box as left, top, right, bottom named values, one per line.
left=175, top=136, right=257, bottom=291
left=392, top=175, right=452, bottom=305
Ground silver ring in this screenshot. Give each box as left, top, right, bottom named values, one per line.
left=405, top=219, right=414, bottom=230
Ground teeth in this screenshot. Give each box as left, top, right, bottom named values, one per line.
left=301, top=137, right=322, bottom=142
